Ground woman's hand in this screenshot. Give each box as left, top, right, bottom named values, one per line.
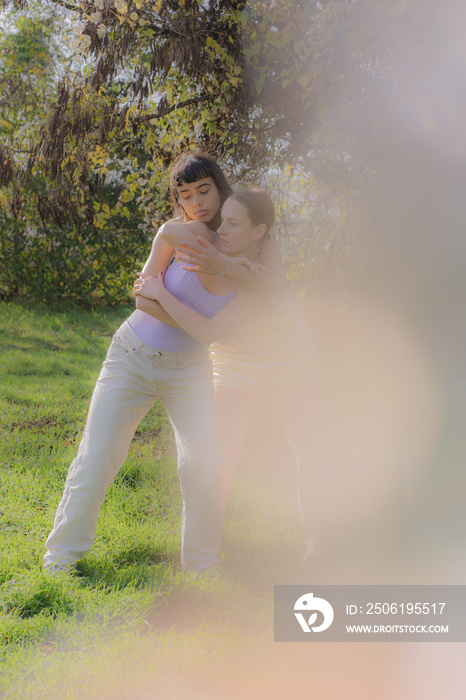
left=175, top=236, right=270, bottom=278
left=235, top=257, right=270, bottom=279
left=133, top=271, right=165, bottom=300
left=175, top=236, right=227, bottom=275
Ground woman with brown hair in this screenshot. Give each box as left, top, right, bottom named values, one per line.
left=134, top=186, right=320, bottom=561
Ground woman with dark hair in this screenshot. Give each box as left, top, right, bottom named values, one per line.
left=134, top=188, right=320, bottom=560
left=169, top=151, right=233, bottom=219
left=44, top=152, right=241, bottom=576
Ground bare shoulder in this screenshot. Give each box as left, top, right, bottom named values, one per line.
left=176, top=220, right=212, bottom=237
left=159, top=219, right=212, bottom=245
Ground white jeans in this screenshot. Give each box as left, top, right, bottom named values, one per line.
left=44, top=321, right=223, bottom=572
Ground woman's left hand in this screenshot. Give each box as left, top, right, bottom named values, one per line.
left=133, top=272, right=165, bottom=300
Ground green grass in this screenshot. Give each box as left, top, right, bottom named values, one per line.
left=1, top=301, right=464, bottom=698
left=0, top=301, right=309, bottom=699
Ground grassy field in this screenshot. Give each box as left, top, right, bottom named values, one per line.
left=1, top=301, right=465, bottom=699
left=0, top=302, right=308, bottom=699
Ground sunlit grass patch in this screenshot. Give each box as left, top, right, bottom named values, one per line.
left=0, top=301, right=309, bottom=698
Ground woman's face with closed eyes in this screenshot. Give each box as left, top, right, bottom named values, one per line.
left=176, top=177, right=221, bottom=227
left=217, top=197, right=266, bottom=258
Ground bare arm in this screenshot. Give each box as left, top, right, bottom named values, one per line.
left=134, top=295, right=180, bottom=327
left=175, top=230, right=288, bottom=296
left=158, top=219, right=214, bottom=248
left=132, top=225, right=179, bottom=327
left=133, top=218, right=212, bottom=328
left=134, top=273, right=267, bottom=345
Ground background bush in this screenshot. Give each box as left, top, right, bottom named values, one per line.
left=0, top=186, right=152, bottom=307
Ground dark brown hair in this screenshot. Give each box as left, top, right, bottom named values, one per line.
left=169, top=151, right=232, bottom=220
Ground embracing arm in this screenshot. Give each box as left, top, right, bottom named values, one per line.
left=134, top=295, right=179, bottom=326
left=175, top=231, right=288, bottom=296
left=133, top=225, right=180, bottom=327
left=134, top=274, right=267, bottom=345
left=158, top=219, right=214, bottom=248
left=133, top=218, right=212, bottom=328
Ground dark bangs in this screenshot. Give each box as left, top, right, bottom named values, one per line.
left=173, top=158, right=212, bottom=186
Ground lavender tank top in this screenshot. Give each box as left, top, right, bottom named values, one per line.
left=128, top=261, right=236, bottom=353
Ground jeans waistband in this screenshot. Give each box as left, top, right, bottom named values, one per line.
left=114, top=320, right=209, bottom=367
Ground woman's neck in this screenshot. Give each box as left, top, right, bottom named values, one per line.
left=208, top=212, right=222, bottom=231
left=237, top=246, right=257, bottom=261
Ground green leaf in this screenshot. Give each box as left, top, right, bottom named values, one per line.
left=255, top=71, right=267, bottom=95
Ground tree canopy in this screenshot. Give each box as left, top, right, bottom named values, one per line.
left=1, top=0, right=465, bottom=308
left=1, top=0, right=461, bottom=224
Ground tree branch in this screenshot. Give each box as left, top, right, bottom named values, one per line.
left=134, top=92, right=222, bottom=124
left=4, top=0, right=85, bottom=13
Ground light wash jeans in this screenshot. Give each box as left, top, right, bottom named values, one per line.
left=44, top=321, right=223, bottom=572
